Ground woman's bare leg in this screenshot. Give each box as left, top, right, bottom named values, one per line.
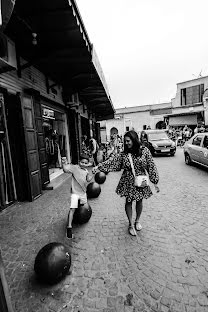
left=135, top=199, right=143, bottom=231
left=135, top=199, right=143, bottom=222
left=125, top=199, right=136, bottom=236
left=125, top=199, right=133, bottom=225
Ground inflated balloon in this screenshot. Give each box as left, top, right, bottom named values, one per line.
left=95, top=172, right=106, bottom=184
left=73, top=202, right=92, bottom=224
left=34, top=242, right=71, bottom=284
left=87, top=182, right=101, bottom=198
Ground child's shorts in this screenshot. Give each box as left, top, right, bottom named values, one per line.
left=70, top=193, right=87, bottom=208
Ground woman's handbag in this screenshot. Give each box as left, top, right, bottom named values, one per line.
left=128, top=153, right=149, bottom=187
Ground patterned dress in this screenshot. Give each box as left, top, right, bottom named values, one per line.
left=98, top=147, right=159, bottom=202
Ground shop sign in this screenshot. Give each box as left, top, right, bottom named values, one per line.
left=43, top=108, right=55, bottom=119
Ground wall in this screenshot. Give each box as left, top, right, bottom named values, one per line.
left=0, top=59, right=64, bottom=105
left=106, top=117, right=125, bottom=140
left=105, top=103, right=172, bottom=140
left=105, top=111, right=160, bottom=139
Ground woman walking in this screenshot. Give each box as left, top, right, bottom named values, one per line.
left=93, top=130, right=159, bottom=236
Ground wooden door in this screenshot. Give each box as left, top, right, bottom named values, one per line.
left=32, top=93, right=50, bottom=187
left=21, top=94, right=42, bottom=201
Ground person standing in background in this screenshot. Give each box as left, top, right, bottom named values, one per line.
left=89, top=137, right=99, bottom=166
left=140, top=131, right=150, bottom=149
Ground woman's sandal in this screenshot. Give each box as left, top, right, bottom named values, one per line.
left=135, top=221, right=142, bottom=231
left=128, top=225, right=137, bottom=236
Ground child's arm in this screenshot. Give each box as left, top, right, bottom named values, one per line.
left=61, top=158, right=73, bottom=174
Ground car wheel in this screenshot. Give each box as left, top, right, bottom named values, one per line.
left=170, top=152, right=175, bottom=156
left=185, top=153, right=192, bottom=165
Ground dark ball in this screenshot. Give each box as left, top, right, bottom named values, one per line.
left=34, top=242, right=71, bottom=284
left=87, top=182, right=101, bottom=198
left=94, top=172, right=106, bottom=184
left=73, top=202, right=92, bottom=224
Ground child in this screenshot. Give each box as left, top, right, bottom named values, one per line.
left=62, top=154, right=93, bottom=238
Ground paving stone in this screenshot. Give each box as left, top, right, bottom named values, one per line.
left=197, top=293, right=208, bottom=306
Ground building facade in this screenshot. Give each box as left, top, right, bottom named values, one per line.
left=101, top=102, right=171, bottom=142
left=165, top=76, right=208, bottom=128
left=0, top=0, right=114, bottom=210
left=101, top=76, right=208, bottom=143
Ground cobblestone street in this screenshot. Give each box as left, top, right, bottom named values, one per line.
left=0, top=148, right=208, bottom=312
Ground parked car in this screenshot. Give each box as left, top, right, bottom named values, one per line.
left=183, top=132, right=208, bottom=168
left=144, top=129, right=176, bottom=156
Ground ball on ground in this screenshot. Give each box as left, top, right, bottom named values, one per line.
left=73, top=202, right=92, bottom=224
left=34, top=242, right=71, bottom=284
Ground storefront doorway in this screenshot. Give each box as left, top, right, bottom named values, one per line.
left=81, top=116, right=90, bottom=153
left=42, top=106, right=69, bottom=181
left=0, top=92, right=17, bottom=209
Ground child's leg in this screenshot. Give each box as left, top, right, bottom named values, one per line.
left=67, top=208, right=76, bottom=228
left=66, top=194, right=79, bottom=238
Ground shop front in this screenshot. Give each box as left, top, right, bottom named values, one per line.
left=41, top=102, right=70, bottom=181
left=0, top=88, right=71, bottom=209
left=165, top=111, right=204, bottom=130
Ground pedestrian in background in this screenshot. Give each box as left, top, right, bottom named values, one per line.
left=93, top=130, right=159, bottom=236
left=140, top=131, right=150, bottom=149
left=89, top=137, right=99, bottom=166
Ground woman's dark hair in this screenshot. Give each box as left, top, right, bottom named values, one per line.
left=124, top=130, right=142, bottom=156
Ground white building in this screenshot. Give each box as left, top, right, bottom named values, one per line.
left=100, top=75, right=208, bottom=143
left=100, top=102, right=171, bottom=142
left=165, top=76, right=208, bottom=128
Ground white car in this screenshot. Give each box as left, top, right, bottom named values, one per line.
left=183, top=132, right=208, bottom=168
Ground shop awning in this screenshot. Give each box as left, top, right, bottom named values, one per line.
left=168, top=114, right=197, bottom=126
left=3, top=0, right=114, bottom=120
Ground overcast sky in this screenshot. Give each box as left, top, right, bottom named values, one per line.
left=76, top=0, right=208, bottom=109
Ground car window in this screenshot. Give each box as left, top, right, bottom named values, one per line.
left=202, top=135, right=208, bottom=149
left=192, top=135, right=203, bottom=146
left=148, top=132, right=168, bottom=141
